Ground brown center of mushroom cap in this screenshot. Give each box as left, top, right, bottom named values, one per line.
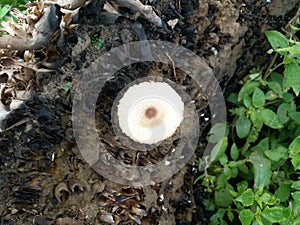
left=145, top=107, right=157, bottom=119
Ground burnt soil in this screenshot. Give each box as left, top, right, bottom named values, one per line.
left=0, top=0, right=299, bottom=225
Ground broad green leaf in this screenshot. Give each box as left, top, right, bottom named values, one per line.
left=274, top=184, right=291, bottom=202
left=292, top=199, right=300, bottom=217
left=264, top=30, right=289, bottom=50
left=223, top=167, right=232, bottom=179
left=253, top=137, right=269, bottom=151
left=270, top=72, right=284, bottom=85
left=252, top=87, right=265, bottom=108
left=243, top=95, right=252, bottom=108
left=291, top=154, right=300, bottom=170
left=210, top=208, right=226, bottom=225
left=236, top=189, right=254, bottom=206
left=219, top=154, right=228, bottom=166
left=282, top=92, right=294, bottom=103
left=277, top=103, right=290, bottom=124
left=264, top=145, right=288, bottom=161
left=236, top=117, right=251, bottom=138
left=230, top=143, right=239, bottom=161
left=202, top=199, right=215, bottom=211
left=249, top=150, right=272, bottom=190
left=210, top=137, right=228, bottom=163
left=214, top=184, right=234, bottom=208
left=262, top=207, right=291, bottom=223
left=237, top=180, right=249, bottom=194
left=261, top=108, right=283, bottom=129
left=294, top=217, right=300, bottom=225
left=250, top=110, right=264, bottom=131
left=216, top=173, right=227, bottom=189
left=239, top=209, right=254, bottom=225
left=260, top=192, right=278, bottom=205
left=292, top=191, right=300, bottom=202
left=268, top=81, right=282, bottom=97
left=226, top=93, right=239, bottom=105
left=289, top=112, right=300, bottom=125
left=284, top=63, right=300, bottom=96
left=289, top=136, right=300, bottom=154
left=265, top=90, right=278, bottom=101
left=238, top=81, right=259, bottom=101
left=277, top=42, right=300, bottom=55
left=291, top=181, right=300, bottom=190
left=231, top=167, right=239, bottom=178
left=208, top=123, right=228, bottom=143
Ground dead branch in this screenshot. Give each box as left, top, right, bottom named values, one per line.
left=112, top=0, right=162, bottom=27
left=0, top=5, right=60, bottom=51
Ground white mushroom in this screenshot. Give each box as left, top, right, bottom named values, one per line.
left=115, top=81, right=184, bottom=144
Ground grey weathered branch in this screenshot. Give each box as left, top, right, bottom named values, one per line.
left=111, top=0, right=162, bottom=27
left=0, top=4, right=60, bottom=51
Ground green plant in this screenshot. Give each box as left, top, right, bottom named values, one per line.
left=91, top=34, right=105, bottom=50
left=197, top=14, right=300, bottom=225
left=0, top=5, right=10, bottom=23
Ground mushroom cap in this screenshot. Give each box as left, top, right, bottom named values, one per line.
left=116, top=81, right=184, bottom=144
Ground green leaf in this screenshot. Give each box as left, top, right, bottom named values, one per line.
left=291, top=154, right=300, bottom=170
left=216, top=173, right=227, bottom=189
left=264, top=30, right=289, bottom=50
left=252, top=87, right=265, bottom=108
left=226, top=93, right=239, bottom=105
left=237, top=180, right=249, bottom=194
left=260, top=192, right=278, bottom=205
left=284, top=64, right=300, bottom=96
left=0, top=5, right=9, bottom=19
left=282, top=92, right=294, bottom=102
left=249, top=150, right=272, bottom=190
left=291, top=181, right=300, bottom=190
left=210, top=208, right=226, bottom=225
left=227, top=209, right=234, bottom=222
left=239, top=209, right=254, bottom=225
left=261, top=108, right=283, bottom=129
left=262, top=206, right=291, bottom=223
left=292, top=191, right=300, bottom=202
left=64, top=82, right=72, bottom=92
left=236, top=117, right=251, bottom=138
left=230, top=143, right=239, bottom=161
left=236, top=189, right=254, bottom=207
left=289, top=112, right=300, bottom=125
left=203, top=199, right=215, bottom=211
left=265, top=90, right=278, bottom=101
left=268, top=81, right=282, bottom=97
left=264, top=145, right=288, bottom=161
left=214, top=184, right=234, bottom=208
left=243, top=95, right=253, bottom=109
left=274, top=184, right=291, bottom=202
left=250, top=110, right=264, bottom=131
left=277, top=43, right=300, bottom=56
left=210, top=137, right=228, bottom=163
left=289, top=136, right=300, bottom=154
left=208, top=123, right=228, bottom=143
left=238, top=81, right=259, bottom=101
left=277, top=103, right=290, bottom=124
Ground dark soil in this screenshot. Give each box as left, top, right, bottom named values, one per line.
left=0, top=0, right=299, bottom=224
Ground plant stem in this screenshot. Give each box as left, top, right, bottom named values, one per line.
left=263, top=53, right=279, bottom=80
